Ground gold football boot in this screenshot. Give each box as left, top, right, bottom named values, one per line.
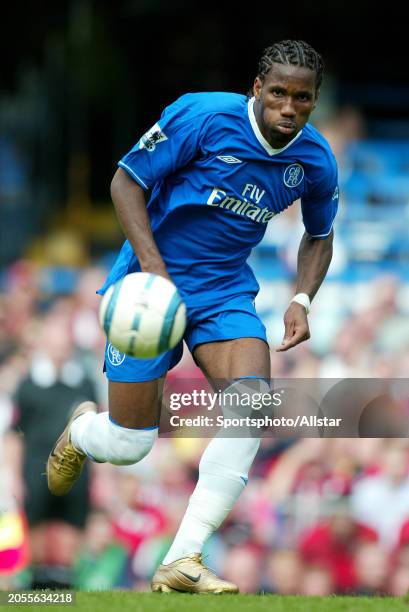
left=151, top=553, right=239, bottom=594
left=46, top=401, right=97, bottom=496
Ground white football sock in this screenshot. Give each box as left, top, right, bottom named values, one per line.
left=70, top=411, right=158, bottom=465
left=162, top=378, right=269, bottom=564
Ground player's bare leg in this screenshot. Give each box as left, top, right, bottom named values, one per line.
left=47, top=379, right=162, bottom=496
left=108, top=379, right=163, bottom=428
left=194, top=337, right=270, bottom=382
left=152, top=337, right=270, bottom=594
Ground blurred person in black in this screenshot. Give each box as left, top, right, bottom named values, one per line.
left=8, top=306, right=97, bottom=589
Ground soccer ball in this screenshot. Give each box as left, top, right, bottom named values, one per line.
left=99, top=272, right=187, bottom=359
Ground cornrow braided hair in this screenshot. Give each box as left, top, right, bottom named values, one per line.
left=257, top=40, right=324, bottom=90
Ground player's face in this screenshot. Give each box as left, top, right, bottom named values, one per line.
left=253, top=63, right=318, bottom=148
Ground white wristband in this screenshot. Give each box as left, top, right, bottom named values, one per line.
left=291, top=293, right=311, bottom=314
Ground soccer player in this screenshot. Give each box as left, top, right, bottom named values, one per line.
left=47, top=39, right=338, bottom=593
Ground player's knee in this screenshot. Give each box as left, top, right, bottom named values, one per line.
left=107, top=420, right=158, bottom=465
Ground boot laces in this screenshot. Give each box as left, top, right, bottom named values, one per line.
left=56, top=445, right=84, bottom=477
left=196, top=553, right=217, bottom=576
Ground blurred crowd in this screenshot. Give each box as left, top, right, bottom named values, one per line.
left=2, top=0, right=409, bottom=596
left=1, top=257, right=409, bottom=596
left=1, top=104, right=409, bottom=596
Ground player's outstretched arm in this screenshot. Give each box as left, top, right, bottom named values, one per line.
left=276, top=230, right=333, bottom=352
left=110, top=168, right=170, bottom=280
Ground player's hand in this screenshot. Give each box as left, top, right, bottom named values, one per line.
left=141, top=261, right=172, bottom=283
left=275, top=302, right=310, bottom=352
left=153, top=267, right=172, bottom=283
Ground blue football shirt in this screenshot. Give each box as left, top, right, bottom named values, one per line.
left=99, top=92, right=339, bottom=309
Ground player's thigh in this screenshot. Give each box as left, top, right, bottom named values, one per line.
left=108, top=378, right=165, bottom=428
left=193, top=337, right=270, bottom=384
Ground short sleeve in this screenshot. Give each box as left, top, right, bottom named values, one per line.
left=301, top=153, right=339, bottom=238
left=118, top=94, right=208, bottom=190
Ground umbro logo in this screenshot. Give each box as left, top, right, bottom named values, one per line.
left=217, top=155, right=242, bottom=164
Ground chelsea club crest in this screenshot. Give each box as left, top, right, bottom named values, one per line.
left=107, top=343, right=126, bottom=366
left=283, top=163, right=304, bottom=188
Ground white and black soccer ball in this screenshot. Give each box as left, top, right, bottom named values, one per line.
left=99, top=272, right=187, bottom=359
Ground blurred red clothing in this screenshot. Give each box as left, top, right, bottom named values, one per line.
left=299, top=521, right=378, bottom=593
left=112, top=503, right=166, bottom=555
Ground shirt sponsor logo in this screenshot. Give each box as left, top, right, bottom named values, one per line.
left=283, top=163, right=304, bottom=188
left=107, top=343, right=126, bottom=366
left=207, top=187, right=276, bottom=224
left=139, top=123, right=168, bottom=152
left=332, top=186, right=339, bottom=200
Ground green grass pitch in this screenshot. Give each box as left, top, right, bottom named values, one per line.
left=18, top=592, right=409, bottom=612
